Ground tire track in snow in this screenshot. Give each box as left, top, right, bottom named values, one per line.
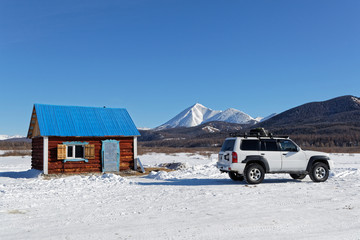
left=333, top=168, right=360, bottom=178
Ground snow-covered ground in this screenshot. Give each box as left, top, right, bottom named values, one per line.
left=1, top=153, right=360, bottom=239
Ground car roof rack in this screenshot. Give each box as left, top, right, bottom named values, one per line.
left=229, top=128, right=289, bottom=139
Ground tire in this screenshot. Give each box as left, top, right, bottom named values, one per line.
left=228, top=172, right=244, bottom=181
left=244, top=163, right=265, bottom=184
left=290, top=173, right=307, bottom=180
left=309, top=162, right=329, bottom=182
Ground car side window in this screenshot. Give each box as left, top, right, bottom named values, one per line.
left=264, top=140, right=278, bottom=151
left=241, top=140, right=260, bottom=151
left=279, top=140, right=298, bottom=152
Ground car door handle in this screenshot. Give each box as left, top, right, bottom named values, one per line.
left=282, top=153, right=287, bottom=156
left=261, top=153, right=265, bottom=155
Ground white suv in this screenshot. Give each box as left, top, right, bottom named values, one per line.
left=217, top=131, right=334, bottom=184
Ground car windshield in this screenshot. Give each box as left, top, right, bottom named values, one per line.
left=221, top=139, right=235, bottom=151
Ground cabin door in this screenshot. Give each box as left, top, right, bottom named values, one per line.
left=101, top=140, right=120, bottom=172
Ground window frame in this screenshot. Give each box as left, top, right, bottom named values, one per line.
left=66, top=145, right=85, bottom=159
left=62, top=141, right=89, bottom=160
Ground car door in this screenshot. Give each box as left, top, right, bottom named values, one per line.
left=279, top=139, right=307, bottom=171
left=259, top=140, right=282, bottom=172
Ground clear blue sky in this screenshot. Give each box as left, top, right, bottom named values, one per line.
left=1, top=0, right=360, bottom=135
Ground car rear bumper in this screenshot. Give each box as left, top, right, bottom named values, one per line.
left=217, top=162, right=230, bottom=172
left=216, top=162, right=245, bottom=174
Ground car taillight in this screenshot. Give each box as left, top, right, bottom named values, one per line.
left=232, top=152, right=238, bottom=163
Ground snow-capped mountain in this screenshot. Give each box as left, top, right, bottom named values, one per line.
left=0, top=135, right=24, bottom=141
left=156, top=104, right=257, bottom=130
left=204, top=108, right=255, bottom=124
left=156, top=103, right=221, bottom=130
left=137, top=127, right=151, bottom=131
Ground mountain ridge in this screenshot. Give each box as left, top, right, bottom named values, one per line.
left=0, top=135, right=25, bottom=141
left=258, top=95, right=360, bottom=129
left=155, top=103, right=263, bottom=130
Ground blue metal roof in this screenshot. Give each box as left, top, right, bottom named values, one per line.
left=33, top=104, right=140, bottom=137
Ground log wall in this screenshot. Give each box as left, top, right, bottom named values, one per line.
left=32, top=136, right=134, bottom=174
left=31, top=137, right=43, bottom=170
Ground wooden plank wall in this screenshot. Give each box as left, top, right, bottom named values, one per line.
left=31, top=137, right=43, bottom=170
left=47, top=136, right=134, bottom=174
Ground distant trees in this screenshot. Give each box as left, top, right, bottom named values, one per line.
left=139, top=131, right=360, bottom=153
left=139, top=137, right=223, bottom=148
left=0, top=140, right=31, bottom=150
left=292, top=134, right=360, bottom=149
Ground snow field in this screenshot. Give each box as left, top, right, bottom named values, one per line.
left=0, top=153, right=360, bottom=239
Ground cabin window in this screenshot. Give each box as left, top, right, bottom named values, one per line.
left=66, top=145, right=84, bottom=159
left=57, top=142, right=95, bottom=161
left=67, top=146, right=73, bottom=158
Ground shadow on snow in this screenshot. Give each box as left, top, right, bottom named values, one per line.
left=0, top=169, right=42, bottom=179
left=138, top=178, right=300, bottom=186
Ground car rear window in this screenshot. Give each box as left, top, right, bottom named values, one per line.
left=241, top=140, right=260, bottom=151
left=221, top=139, right=235, bottom=151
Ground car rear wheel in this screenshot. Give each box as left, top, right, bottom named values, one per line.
left=244, top=163, right=265, bottom=184
left=228, top=172, right=244, bottom=181
left=309, top=162, right=329, bottom=182
left=290, top=173, right=307, bottom=180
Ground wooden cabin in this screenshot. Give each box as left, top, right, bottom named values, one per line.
left=27, top=104, right=140, bottom=174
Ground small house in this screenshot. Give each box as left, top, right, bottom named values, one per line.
left=27, top=104, right=140, bottom=174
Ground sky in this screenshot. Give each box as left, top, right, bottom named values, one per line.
left=1, top=0, right=360, bottom=135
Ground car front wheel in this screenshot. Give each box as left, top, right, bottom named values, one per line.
left=309, top=162, right=329, bottom=182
